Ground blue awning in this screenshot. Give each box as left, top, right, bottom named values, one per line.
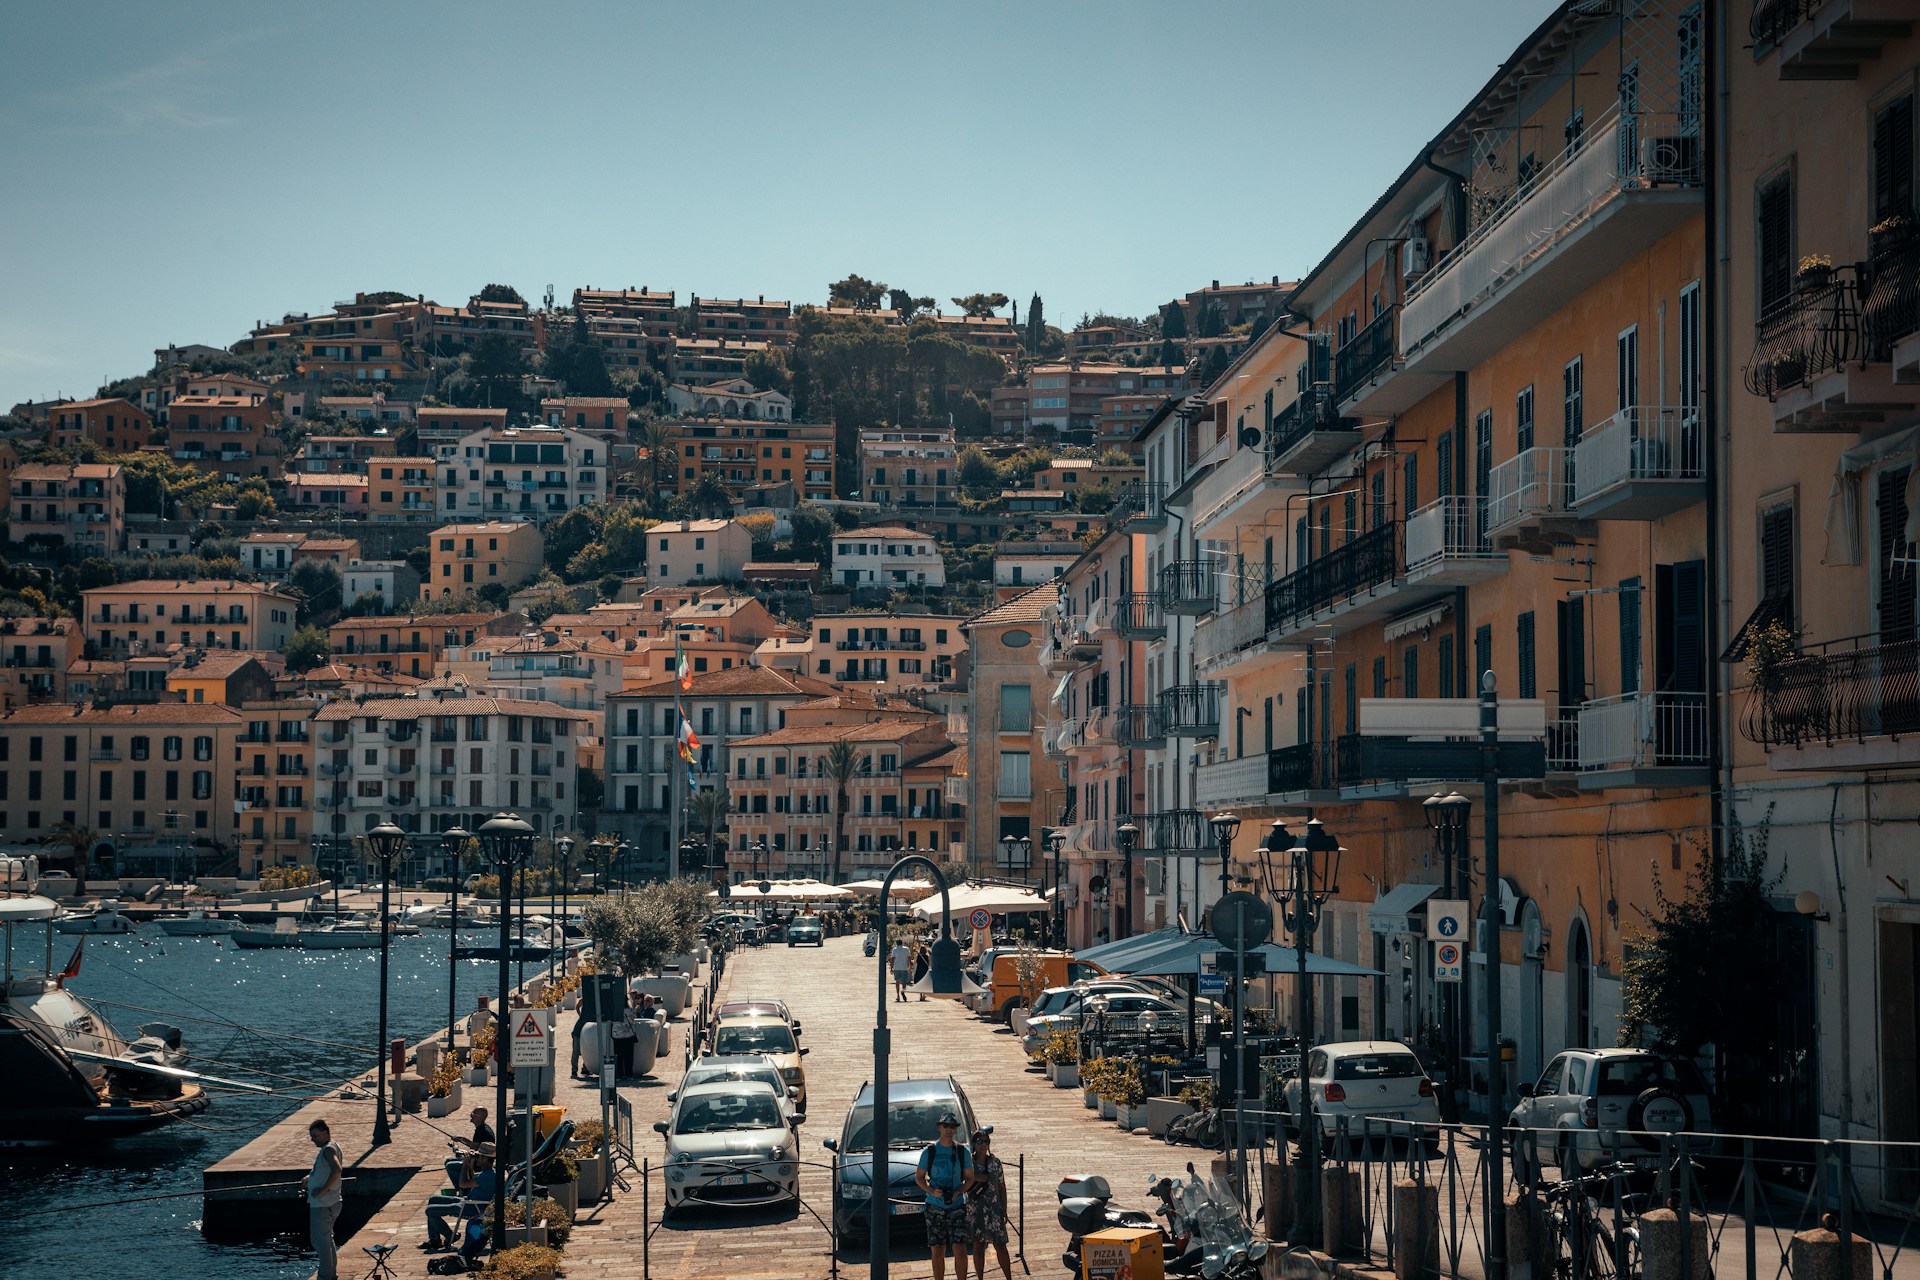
left=1092, top=930, right=1382, bottom=979
left=1074, top=925, right=1188, bottom=971
left=1366, top=883, right=1443, bottom=935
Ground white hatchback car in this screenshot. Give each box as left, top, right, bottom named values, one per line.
left=653, top=1080, right=798, bottom=1208
left=1278, top=1041, right=1443, bottom=1147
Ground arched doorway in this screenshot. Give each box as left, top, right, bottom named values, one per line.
left=1566, top=915, right=1593, bottom=1048
left=1519, top=899, right=1545, bottom=1082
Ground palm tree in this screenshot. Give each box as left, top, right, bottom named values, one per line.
left=688, top=786, right=732, bottom=881
left=824, top=739, right=861, bottom=885
left=42, top=821, right=98, bottom=896
left=637, top=420, right=676, bottom=494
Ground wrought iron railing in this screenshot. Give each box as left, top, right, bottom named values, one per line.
left=1268, top=742, right=1328, bottom=793
left=1158, top=683, right=1222, bottom=738
left=1109, top=480, right=1166, bottom=526
left=1333, top=306, right=1398, bottom=403
left=1744, top=268, right=1861, bottom=399
left=1265, top=521, right=1400, bottom=634
left=1750, top=0, right=1813, bottom=46
left=1862, top=220, right=1920, bottom=362
left=1745, top=633, right=1920, bottom=747
left=1159, top=560, right=1218, bottom=613
left=1114, top=592, right=1164, bottom=639
left=1114, top=703, right=1164, bottom=747
left=1134, top=808, right=1214, bottom=855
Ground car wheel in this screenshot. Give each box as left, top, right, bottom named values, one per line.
left=1509, top=1130, right=1534, bottom=1190
left=1559, top=1138, right=1583, bottom=1184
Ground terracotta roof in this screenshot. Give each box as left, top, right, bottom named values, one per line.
left=833, top=526, right=936, bottom=540
left=417, top=407, right=507, bottom=417
left=727, top=717, right=944, bottom=749
left=329, top=612, right=508, bottom=631
left=51, top=397, right=141, bottom=411
left=11, top=462, right=121, bottom=480
left=433, top=520, right=536, bottom=535
left=963, top=582, right=1058, bottom=629
left=313, top=695, right=593, bottom=722
left=82, top=578, right=295, bottom=598
left=297, top=538, right=359, bottom=552
left=241, top=532, right=308, bottom=545
left=296, top=663, right=425, bottom=688
left=169, top=651, right=273, bottom=680
left=908, top=744, right=965, bottom=772
left=0, top=702, right=242, bottom=725
left=618, top=666, right=815, bottom=699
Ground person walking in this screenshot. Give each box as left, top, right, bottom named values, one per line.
left=912, top=941, right=931, bottom=1001
left=890, top=937, right=912, bottom=1002
left=915, top=1111, right=972, bottom=1280
left=306, top=1118, right=344, bottom=1280
left=966, top=1129, right=1013, bottom=1280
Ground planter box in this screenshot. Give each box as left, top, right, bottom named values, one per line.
left=576, top=1157, right=605, bottom=1205
left=1010, top=1010, right=1031, bottom=1036
left=1145, top=1097, right=1189, bottom=1139
left=1098, top=1097, right=1117, bottom=1120
left=467, top=1066, right=489, bottom=1088
left=547, top=1177, right=578, bottom=1219
left=500, top=1223, right=549, bottom=1249
left=668, top=952, right=701, bottom=978
left=1114, top=1102, right=1144, bottom=1131
left=562, top=992, right=577, bottom=1011
left=1050, top=1062, right=1080, bottom=1090
left=1082, top=1089, right=1099, bottom=1110
left=427, top=1082, right=463, bottom=1118
left=631, top=975, right=690, bottom=1018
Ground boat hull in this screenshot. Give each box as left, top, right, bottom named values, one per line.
left=228, top=928, right=300, bottom=949
left=298, top=930, right=382, bottom=949
left=0, top=1010, right=209, bottom=1147
left=156, top=919, right=230, bottom=936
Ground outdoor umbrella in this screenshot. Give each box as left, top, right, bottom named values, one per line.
left=909, top=883, right=1049, bottom=919
left=1073, top=925, right=1190, bottom=971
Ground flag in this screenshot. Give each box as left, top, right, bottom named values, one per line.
left=675, top=636, right=692, bottom=693
left=677, top=715, right=700, bottom=765
left=56, top=937, right=83, bottom=987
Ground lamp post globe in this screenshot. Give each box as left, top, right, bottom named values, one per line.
left=365, top=817, right=408, bottom=1147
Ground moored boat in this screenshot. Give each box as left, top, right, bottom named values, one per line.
left=155, top=909, right=231, bottom=937
left=228, top=916, right=300, bottom=948
left=53, top=901, right=136, bottom=935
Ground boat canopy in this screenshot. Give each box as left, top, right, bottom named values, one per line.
left=0, top=895, right=61, bottom=922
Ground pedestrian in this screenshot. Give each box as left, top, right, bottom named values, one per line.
left=609, top=991, right=640, bottom=1077
left=966, top=1129, right=1013, bottom=1280
left=570, top=1008, right=585, bottom=1078
left=890, top=937, right=912, bottom=1002
left=306, top=1118, right=344, bottom=1280
left=912, top=940, right=931, bottom=1001
left=916, top=1111, right=972, bottom=1280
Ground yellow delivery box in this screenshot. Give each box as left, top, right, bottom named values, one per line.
left=1082, top=1226, right=1164, bottom=1280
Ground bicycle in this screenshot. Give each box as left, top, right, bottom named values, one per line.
left=1536, top=1163, right=1641, bottom=1280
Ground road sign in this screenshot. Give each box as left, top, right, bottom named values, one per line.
left=510, top=1009, right=551, bottom=1066
left=1208, top=892, right=1273, bottom=952
left=1198, top=973, right=1227, bottom=997
left=1213, top=950, right=1266, bottom=977
left=968, top=907, right=992, bottom=931
left=1434, top=940, right=1464, bottom=983
left=1426, top=899, right=1470, bottom=942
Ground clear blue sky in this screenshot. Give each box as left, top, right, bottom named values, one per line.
left=0, top=1, right=1551, bottom=411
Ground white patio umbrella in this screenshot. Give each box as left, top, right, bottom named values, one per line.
left=839, top=877, right=937, bottom=898
left=910, top=883, right=1050, bottom=919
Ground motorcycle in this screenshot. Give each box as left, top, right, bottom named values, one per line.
left=1057, top=1167, right=1268, bottom=1280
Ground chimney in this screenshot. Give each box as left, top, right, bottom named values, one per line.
left=1212, top=280, right=1220, bottom=290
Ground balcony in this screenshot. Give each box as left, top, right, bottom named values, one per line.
left=1084, top=598, right=1117, bottom=641
left=1269, top=390, right=1362, bottom=477
left=1333, top=307, right=1401, bottom=409
left=1756, top=0, right=1914, bottom=80
left=1575, top=692, right=1711, bottom=788
left=1570, top=406, right=1706, bottom=520
left=385, top=759, right=413, bottom=776
left=1265, top=521, right=1404, bottom=641
left=1864, top=222, right=1920, bottom=381
left=1115, top=703, right=1163, bottom=749
left=1110, top=480, right=1167, bottom=532
left=1403, top=496, right=1508, bottom=587
left=1134, top=809, right=1214, bottom=856
left=1158, top=683, right=1222, bottom=739
left=1194, top=598, right=1282, bottom=676
left=1744, top=634, right=1920, bottom=770
left=1194, top=753, right=1280, bottom=810
left=1043, top=717, right=1081, bottom=760
left=88, top=748, right=120, bottom=762
left=1267, top=743, right=1340, bottom=800
left=1399, top=110, right=1702, bottom=386
left=1486, top=448, right=1591, bottom=552
left=1159, top=560, right=1217, bottom=616
left=1115, top=592, right=1164, bottom=641
left=1070, top=707, right=1113, bottom=755
left=1753, top=257, right=1920, bottom=431
left=1063, top=618, right=1101, bottom=661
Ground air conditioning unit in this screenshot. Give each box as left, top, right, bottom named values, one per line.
left=1642, top=134, right=1700, bottom=186
left=1402, top=236, right=1432, bottom=278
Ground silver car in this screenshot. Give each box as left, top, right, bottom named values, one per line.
left=653, top=1080, right=798, bottom=1208
left=1508, top=1048, right=1713, bottom=1184
left=671, top=1053, right=805, bottom=1123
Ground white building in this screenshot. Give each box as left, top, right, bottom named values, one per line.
left=649, top=519, right=752, bottom=587
left=239, top=533, right=307, bottom=579
left=665, top=378, right=791, bottom=421
left=342, top=560, right=420, bottom=613
left=830, top=526, right=946, bottom=589
left=434, top=424, right=607, bottom=524
left=993, top=551, right=1075, bottom=590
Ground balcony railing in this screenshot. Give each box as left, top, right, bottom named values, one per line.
left=1570, top=406, right=1705, bottom=519
left=1862, top=222, right=1920, bottom=362
left=1115, top=592, right=1164, bottom=640
left=1577, top=692, right=1710, bottom=771
left=1194, top=753, right=1275, bottom=809
left=1115, top=703, right=1163, bottom=748
left=1744, top=634, right=1920, bottom=747
left=1160, top=560, right=1217, bottom=615
left=1546, top=711, right=1582, bottom=772
left=1194, top=598, right=1272, bottom=671
left=1333, top=307, right=1398, bottom=405
left=1744, top=270, right=1861, bottom=399
left=1268, top=743, right=1329, bottom=794
left=1486, top=447, right=1576, bottom=538
left=1110, top=480, right=1167, bottom=532
left=1403, top=496, right=1505, bottom=580
left=1134, top=809, right=1214, bottom=856
left=1158, top=683, right=1222, bottom=739
left=1750, top=0, right=1811, bottom=45
left=1265, top=521, right=1400, bottom=635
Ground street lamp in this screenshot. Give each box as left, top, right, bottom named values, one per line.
left=866, top=853, right=981, bottom=1280
left=1267, top=815, right=1343, bottom=1245
left=1422, top=791, right=1472, bottom=1117
left=1207, top=812, right=1241, bottom=898
left=441, top=825, right=471, bottom=1051
left=478, top=810, right=535, bottom=1254
left=365, top=818, right=409, bottom=1147
left=552, top=835, right=574, bottom=982
left=999, top=833, right=1033, bottom=882
left=1048, top=830, right=1066, bottom=947
left=1116, top=821, right=1138, bottom=941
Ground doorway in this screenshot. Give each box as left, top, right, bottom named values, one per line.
left=1566, top=916, right=1593, bottom=1048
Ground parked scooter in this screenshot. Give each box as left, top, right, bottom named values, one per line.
left=1057, top=1173, right=1203, bottom=1277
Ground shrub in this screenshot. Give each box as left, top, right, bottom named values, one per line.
left=571, top=1118, right=607, bottom=1156
left=1039, top=1028, right=1079, bottom=1065
left=482, top=1243, right=562, bottom=1278
left=495, top=1195, right=574, bottom=1247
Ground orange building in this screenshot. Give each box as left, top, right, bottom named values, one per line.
left=167, top=393, right=275, bottom=478
left=366, top=456, right=437, bottom=521
left=423, top=521, right=544, bottom=601
left=48, top=398, right=153, bottom=454
left=8, top=462, right=124, bottom=554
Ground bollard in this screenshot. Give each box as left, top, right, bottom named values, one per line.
left=1391, top=1179, right=1438, bottom=1280
left=1263, top=1159, right=1292, bottom=1244
left=1789, top=1227, right=1871, bottom=1280
left=1509, top=1191, right=1541, bottom=1280
left=1639, top=1208, right=1711, bottom=1280
left=1320, top=1168, right=1363, bottom=1257
left=416, top=1040, right=440, bottom=1082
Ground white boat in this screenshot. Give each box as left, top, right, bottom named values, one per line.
left=297, top=914, right=383, bottom=949
left=155, top=910, right=230, bottom=937
left=229, top=917, right=300, bottom=948
left=53, top=902, right=136, bottom=935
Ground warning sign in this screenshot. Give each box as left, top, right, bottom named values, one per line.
left=509, top=1009, right=551, bottom=1066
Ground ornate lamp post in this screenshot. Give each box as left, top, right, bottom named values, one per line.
left=1048, top=830, right=1066, bottom=947
left=478, top=811, right=534, bottom=1252
left=1207, top=811, right=1241, bottom=898
left=366, top=818, right=409, bottom=1147
left=1267, top=816, right=1343, bottom=1244
left=441, top=825, right=470, bottom=1051
left=1115, top=821, right=1138, bottom=941
left=1422, top=790, right=1472, bottom=1117
left=552, top=835, right=574, bottom=982
left=867, top=854, right=979, bottom=1280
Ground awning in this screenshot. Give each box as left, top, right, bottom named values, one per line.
left=910, top=883, right=1050, bottom=919
left=1107, top=930, right=1381, bottom=978
left=1074, top=925, right=1189, bottom=971
left=1367, top=883, right=1443, bottom=934
left=1050, top=671, right=1073, bottom=710
left=1383, top=601, right=1452, bottom=643
left=840, top=877, right=936, bottom=898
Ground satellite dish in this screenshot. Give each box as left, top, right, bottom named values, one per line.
left=1239, top=426, right=1263, bottom=451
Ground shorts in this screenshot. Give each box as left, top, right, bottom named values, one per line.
left=924, top=1202, right=970, bottom=1249
left=966, top=1198, right=1008, bottom=1246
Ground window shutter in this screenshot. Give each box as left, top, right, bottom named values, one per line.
left=1877, top=467, right=1917, bottom=637
left=1874, top=95, right=1914, bottom=224
left=1619, top=577, right=1643, bottom=696
left=1438, top=634, right=1456, bottom=699
left=1517, top=386, right=1535, bottom=454
left=1760, top=505, right=1796, bottom=613
left=1402, top=646, right=1419, bottom=699
left=1517, top=612, right=1537, bottom=699
left=1404, top=454, right=1419, bottom=513
left=1437, top=431, right=1455, bottom=500
left=1475, top=624, right=1493, bottom=687
left=1558, top=598, right=1587, bottom=709
left=1757, top=174, right=1794, bottom=316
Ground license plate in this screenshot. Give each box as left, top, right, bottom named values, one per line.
left=717, top=1174, right=752, bottom=1186
left=891, top=1201, right=922, bottom=1216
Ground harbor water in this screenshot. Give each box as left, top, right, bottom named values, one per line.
left=0, top=926, right=541, bottom=1279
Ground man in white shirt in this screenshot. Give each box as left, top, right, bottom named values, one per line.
left=891, top=940, right=912, bottom=1002
left=307, top=1118, right=345, bottom=1280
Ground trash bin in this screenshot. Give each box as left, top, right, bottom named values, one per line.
left=533, top=1103, right=567, bottom=1142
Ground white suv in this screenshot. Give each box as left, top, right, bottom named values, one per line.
left=1508, top=1048, right=1713, bottom=1185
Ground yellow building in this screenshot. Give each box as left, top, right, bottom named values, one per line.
left=423, top=521, right=544, bottom=601
left=81, top=579, right=300, bottom=657
left=366, top=456, right=437, bottom=521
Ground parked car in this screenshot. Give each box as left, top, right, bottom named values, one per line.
left=672, top=1053, right=804, bottom=1123
left=710, top=1014, right=809, bottom=1110
left=714, top=998, right=803, bottom=1039
left=786, top=916, right=825, bottom=947
left=822, top=1075, right=984, bottom=1243
left=1276, top=1041, right=1443, bottom=1148
left=1508, top=1048, right=1714, bottom=1185
left=1021, top=991, right=1186, bottom=1056
left=967, top=950, right=1107, bottom=1023
left=652, top=1080, right=798, bottom=1208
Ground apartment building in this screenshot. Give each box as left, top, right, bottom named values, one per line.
left=861, top=427, right=956, bottom=508
left=0, top=617, right=83, bottom=707
left=342, top=560, right=421, bottom=612
left=581, top=314, right=670, bottom=369
left=229, top=700, right=316, bottom=872
left=165, top=650, right=280, bottom=706
left=480, top=630, right=627, bottom=712
left=238, top=533, right=308, bottom=578
left=313, top=394, right=415, bottom=425
left=647, top=518, right=752, bottom=586
left=423, top=521, right=545, bottom=601
left=1721, top=7, right=1920, bottom=1164
left=311, top=689, right=591, bottom=840
left=295, top=304, right=410, bottom=382
left=992, top=547, right=1076, bottom=597
left=9, top=462, right=124, bottom=554
left=284, top=473, right=368, bottom=513
left=416, top=406, right=506, bottom=452
left=666, top=378, right=793, bottom=421
left=82, top=579, right=299, bottom=657
left=295, top=434, right=399, bottom=474
left=48, top=398, right=153, bottom=454
left=670, top=417, right=836, bottom=503
left=689, top=294, right=792, bottom=346
left=1176, top=277, right=1292, bottom=334
left=405, top=295, right=535, bottom=355
left=167, top=393, right=275, bottom=478
left=436, top=425, right=606, bottom=523
left=540, top=397, right=629, bottom=438
left=962, top=586, right=1063, bottom=881
left=806, top=613, right=962, bottom=695
left=367, top=455, right=437, bottom=521
left=830, top=526, right=945, bottom=589
left=327, top=613, right=529, bottom=681
left=931, top=312, right=1021, bottom=357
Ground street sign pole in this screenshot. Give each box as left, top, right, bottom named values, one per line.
left=1481, top=672, right=1506, bottom=1280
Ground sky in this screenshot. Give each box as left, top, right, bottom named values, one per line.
left=0, top=1, right=1553, bottom=411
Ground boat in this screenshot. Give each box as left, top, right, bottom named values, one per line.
left=453, top=933, right=555, bottom=962
left=297, top=914, right=383, bottom=949
left=0, top=895, right=267, bottom=1147
left=228, top=917, right=301, bottom=948
left=155, top=909, right=231, bottom=937
left=53, top=901, right=136, bottom=935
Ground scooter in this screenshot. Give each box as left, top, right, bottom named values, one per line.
left=1057, top=1174, right=1203, bottom=1277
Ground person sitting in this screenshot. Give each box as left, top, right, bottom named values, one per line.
left=423, top=1148, right=494, bottom=1251
left=442, top=1106, right=495, bottom=1191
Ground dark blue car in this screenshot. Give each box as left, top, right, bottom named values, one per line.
left=821, top=1076, right=983, bottom=1242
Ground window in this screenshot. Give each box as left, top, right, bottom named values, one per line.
left=1402, top=646, right=1418, bottom=699
left=1475, top=410, right=1493, bottom=546
left=1517, top=612, right=1537, bottom=699
left=1760, top=502, right=1797, bottom=624
left=1617, top=326, right=1639, bottom=412
left=1517, top=386, right=1535, bottom=453
left=1620, top=578, right=1643, bottom=696
left=1756, top=171, right=1795, bottom=317
left=1874, top=92, right=1914, bottom=224
left=1403, top=453, right=1418, bottom=513
left=194, top=736, right=213, bottom=761
left=1563, top=357, right=1584, bottom=498
left=1000, top=683, right=1032, bottom=734
left=1370, top=472, right=1386, bottom=531
left=1343, top=664, right=1357, bottom=734
left=1680, top=284, right=1702, bottom=424
left=997, top=751, right=1031, bottom=798
left=1876, top=467, right=1916, bottom=638
left=164, top=736, right=182, bottom=761
left=1438, top=634, right=1455, bottom=700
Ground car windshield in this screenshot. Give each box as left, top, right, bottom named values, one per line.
left=713, top=1024, right=796, bottom=1055
left=675, top=1092, right=782, bottom=1134
left=1333, top=1052, right=1424, bottom=1080
left=1596, top=1058, right=1705, bottom=1095
left=687, top=1066, right=782, bottom=1095
left=842, top=1097, right=958, bottom=1152
left=1032, top=991, right=1072, bottom=1016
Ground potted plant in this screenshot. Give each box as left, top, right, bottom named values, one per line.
left=1111, top=1062, right=1148, bottom=1131
left=426, top=1052, right=464, bottom=1118
left=542, top=1149, right=580, bottom=1218
left=495, top=1195, right=572, bottom=1249
left=571, top=1119, right=607, bottom=1203
left=1079, top=1057, right=1109, bottom=1111
left=1798, top=253, right=1834, bottom=288
left=1770, top=350, right=1806, bottom=389
left=1041, top=1028, right=1079, bottom=1089
left=1746, top=619, right=1801, bottom=692
left=469, top=1028, right=495, bottom=1086
left=1871, top=215, right=1912, bottom=259
left=481, top=1243, right=562, bottom=1280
